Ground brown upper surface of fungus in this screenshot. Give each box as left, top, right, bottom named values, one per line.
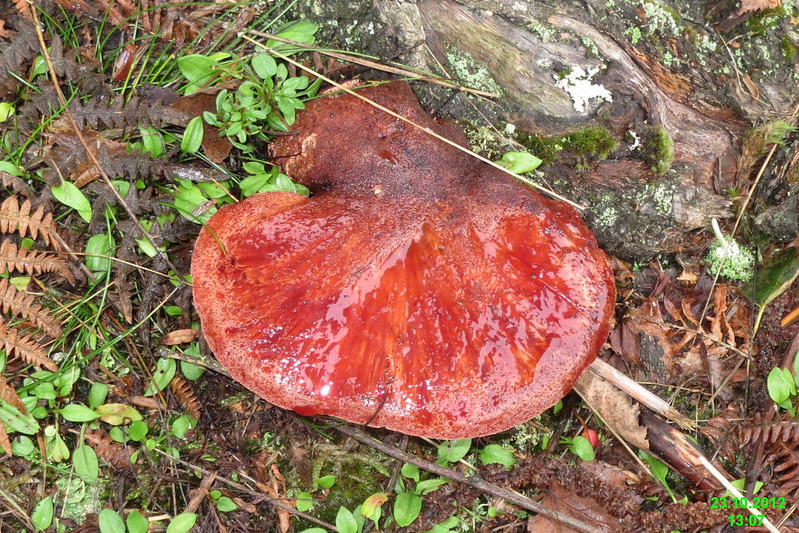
left=191, top=82, right=615, bottom=439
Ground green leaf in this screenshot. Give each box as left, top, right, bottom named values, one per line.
left=181, top=116, right=205, bottom=154
left=171, top=414, right=194, bottom=438
left=59, top=403, right=100, bottom=422
left=400, top=462, right=420, bottom=482
left=394, top=492, right=422, bottom=527
left=498, top=151, right=542, bottom=174
left=51, top=181, right=92, bottom=222
left=297, top=529, right=327, bottom=533
left=0, top=102, right=15, bottom=122
left=316, top=474, right=336, bottom=489
left=743, top=247, right=799, bottom=306
left=166, top=512, right=197, bottom=533
left=426, top=516, right=460, bottom=533
left=180, top=360, right=204, bottom=381
left=145, top=357, right=177, bottom=396
left=178, top=54, right=223, bottom=94
left=415, top=478, right=448, bottom=495
left=0, top=398, right=39, bottom=434
left=126, top=510, right=150, bottom=533
left=95, top=403, right=144, bottom=425
left=140, top=126, right=165, bottom=158
left=88, top=382, right=109, bottom=409
left=336, top=506, right=358, bottom=533
left=215, top=496, right=237, bottom=512
left=0, top=161, right=24, bottom=176
left=479, top=444, right=516, bottom=470
left=569, top=436, right=595, bottom=461
left=98, top=508, right=126, bottom=533
left=768, top=367, right=795, bottom=406
left=129, top=420, right=148, bottom=441
left=31, top=496, right=54, bottom=532
left=252, top=53, right=278, bottom=79
left=361, top=493, right=388, bottom=519
left=85, top=233, right=114, bottom=272
left=438, top=438, right=471, bottom=463
left=296, top=490, right=314, bottom=512
left=73, top=444, right=99, bottom=482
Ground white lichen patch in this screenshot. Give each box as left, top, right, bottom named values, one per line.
left=554, top=65, right=613, bottom=113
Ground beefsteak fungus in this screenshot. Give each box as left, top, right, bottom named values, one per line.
left=191, top=82, right=615, bottom=438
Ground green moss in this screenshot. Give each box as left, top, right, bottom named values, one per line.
left=781, top=35, right=798, bottom=60
left=745, top=5, right=787, bottom=35
left=564, top=125, right=618, bottom=159
left=640, top=126, right=674, bottom=175
left=516, top=134, right=564, bottom=165
left=517, top=125, right=617, bottom=168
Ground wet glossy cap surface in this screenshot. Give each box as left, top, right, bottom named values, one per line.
left=191, top=82, right=615, bottom=438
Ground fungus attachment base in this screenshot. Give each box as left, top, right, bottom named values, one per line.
left=191, top=82, right=615, bottom=439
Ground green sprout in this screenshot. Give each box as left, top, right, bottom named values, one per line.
left=703, top=219, right=754, bottom=282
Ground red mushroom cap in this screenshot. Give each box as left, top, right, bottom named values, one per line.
left=191, top=82, right=615, bottom=438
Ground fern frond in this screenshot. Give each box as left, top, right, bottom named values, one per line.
left=0, top=278, right=62, bottom=338
left=0, top=19, right=39, bottom=98
left=0, top=196, right=62, bottom=250
left=85, top=429, right=132, bottom=469
left=0, top=239, right=74, bottom=283
left=170, top=375, right=201, bottom=419
left=69, top=95, right=188, bottom=131
left=0, top=317, right=57, bottom=372
left=741, top=411, right=799, bottom=445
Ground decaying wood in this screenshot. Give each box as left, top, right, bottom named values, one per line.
left=302, top=0, right=798, bottom=261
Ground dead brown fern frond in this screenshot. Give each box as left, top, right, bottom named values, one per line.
left=0, top=239, right=74, bottom=283
left=0, top=196, right=62, bottom=250
left=741, top=410, right=799, bottom=445
left=169, top=375, right=201, bottom=420
left=0, top=278, right=62, bottom=338
left=0, top=316, right=57, bottom=371
left=85, top=429, right=132, bottom=469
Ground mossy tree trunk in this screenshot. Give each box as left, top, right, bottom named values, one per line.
left=301, top=0, right=799, bottom=260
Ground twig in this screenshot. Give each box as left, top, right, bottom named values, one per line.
left=334, top=425, right=596, bottom=533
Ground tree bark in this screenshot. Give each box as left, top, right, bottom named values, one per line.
left=301, top=0, right=799, bottom=260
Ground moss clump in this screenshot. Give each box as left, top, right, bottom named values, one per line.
left=564, top=125, right=618, bottom=159
left=780, top=35, right=798, bottom=61
left=640, top=126, right=674, bottom=175
left=516, top=133, right=564, bottom=166
left=517, top=125, right=617, bottom=168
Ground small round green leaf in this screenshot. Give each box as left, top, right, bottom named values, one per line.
left=126, top=510, right=150, bottom=533
left=166, top=512, right=197, bottom=533
left=252, top=54, right=278, bottom=79
left=569, top=436, right=595, bottom=462
left=31, top=496, right=54, bottom=531
left=181, top=116, right=205, bottom=154
left=59, top=403, right=100, bottom=422
left=498, top=151, right=542, bottom=174
left=145, top=357, right=177, bottom=396
left=393, top=492, right=422, bottom=527
left=73, top=444, right=99, bottom=482
left=98, top=508, right=126, bottom=533
left=336, top=506, right=358, bottom=533
left=51, top=181, right=92, bottom=222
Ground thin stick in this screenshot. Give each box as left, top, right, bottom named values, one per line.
left=239, top=34, right=585, bottom=211
left=587, top=359, right=695, bottom=430
left=335, top=425, right=596, bottom=533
